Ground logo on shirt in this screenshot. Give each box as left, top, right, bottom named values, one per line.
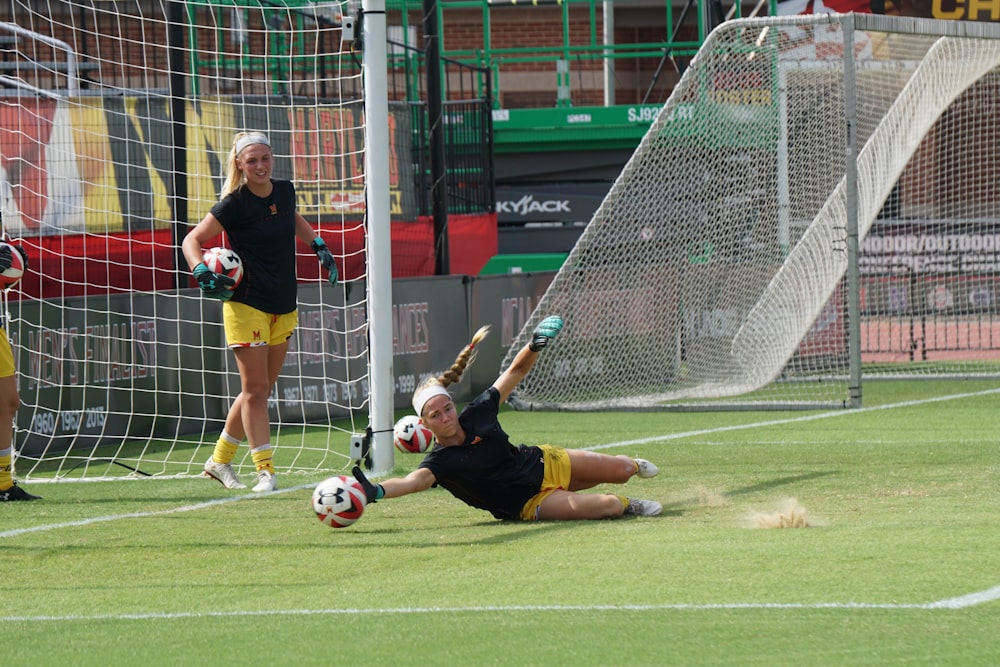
left=253, top=329, right=261, bottom=340
left=269, top=204, right=278, bottom=215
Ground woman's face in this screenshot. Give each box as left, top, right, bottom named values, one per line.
left=421, top=394, right=459, bottom=441
left=237, top=144, right=273, bottom=189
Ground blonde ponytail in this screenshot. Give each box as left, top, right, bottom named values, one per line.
left=412, top=325, right=490, bottom=416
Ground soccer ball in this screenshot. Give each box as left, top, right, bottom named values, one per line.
left=202, top=246, right=243, bottom=289
left=0, top=242, right=25, bottom=289
left=393, top=415, right=433, bottom=453
left=312, top=475, right=367, bottom=528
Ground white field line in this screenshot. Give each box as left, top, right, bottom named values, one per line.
left=587, top=386, right=1000, bottom=451
left=0, top=485, right=309, bottom=539
left=3, top=587, right=1000, bottom=623
left=3, top=387, right=1000, bottom=622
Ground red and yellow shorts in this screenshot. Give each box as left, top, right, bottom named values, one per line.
left=222, top=302, right=297, bottom=348
left=519, top=445, right=571, bottom=521
left=0, top=329, right=13, bottom=378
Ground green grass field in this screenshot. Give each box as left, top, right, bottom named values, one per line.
left=3, top=380, right=999, bottom=666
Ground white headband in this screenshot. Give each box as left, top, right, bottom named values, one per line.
left=412, top=385, right=451, bottom=417
left=234, top=133, right=270, bottom=156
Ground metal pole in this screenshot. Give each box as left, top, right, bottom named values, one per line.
left=423, top=0, right=450, bottom=274
left=602, top=0, right=614, bottom=106
left=843, top=17, right=862, bottom=409
left=167, top=1, right=187, bottom=290
left=363, top=0, right=396, bottom=473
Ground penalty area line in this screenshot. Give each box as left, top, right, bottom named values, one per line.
left=3, top=590, right=1000, bottom=623
left=0, top=484, right=314, bottom=539
left=590, top=386, right=1000, bottom=451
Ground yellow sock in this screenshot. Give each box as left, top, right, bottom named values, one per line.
left=0, top=447, right=12, bottom=490
left=212, top=432, right=241, bottom=465
left=212, top=440, right=239, bottom=465
left=250, top=444, right=274, bottom=474
left=617, top=495, right=629, bottom=511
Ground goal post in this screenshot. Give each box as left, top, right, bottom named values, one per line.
left=2, top=0, right=395, bottom=480
left=506, top=14, right=1000, bottom=412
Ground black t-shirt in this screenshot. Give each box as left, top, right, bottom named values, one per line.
left=418, top=387, right=545, bottom=520
left=210, top=179, right=298, bottom=314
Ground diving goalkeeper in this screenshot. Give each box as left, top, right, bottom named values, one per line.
left=353, top=316, right=662, bottom=521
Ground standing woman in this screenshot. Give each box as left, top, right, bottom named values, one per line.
left=0, top=242, right=39, bottom=501
left=353, top=316, right=662, bottom=521
left=183, top=131, right=337, bottom=492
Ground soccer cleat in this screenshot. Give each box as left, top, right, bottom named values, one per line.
left=624, top=498, right=662, bottom=516
left=203, top=458, right=248, bottom=489
left=0, top=483, right=41, bottom=501
left=252, top=470, right=276, bottom=493
left=633, top=458, right=659, bottom=478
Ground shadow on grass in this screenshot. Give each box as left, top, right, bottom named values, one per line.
left=351, top=518, right=580, bottom=545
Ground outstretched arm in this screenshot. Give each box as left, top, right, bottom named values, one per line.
left=353, top=465, right=435, bottom=503
left=492, top=315, right=563, bottom=403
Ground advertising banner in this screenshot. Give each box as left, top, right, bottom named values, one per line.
left=389, top=276, right=473, bottom=410
left=11, top=291, right=225, bottom=457
left=0, top=97, right=415, bottom=236
left=495, top=183, right=610, bottom=225
left=467, top=273, right=557, bottom=392
left=860, top=220, right=1000, bottom=317
left=778, top=0, right=1000, bottom=22
left=259, top=282, right=372, bottom=424
left=10, top=272, right=558, bottom=456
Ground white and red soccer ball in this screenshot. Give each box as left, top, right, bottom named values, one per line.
left=393, top=415, right=433, bottom=453
left=0, top=241, right=25, bottom=289
left=312, top=475, right=367, bottom=528
left=202, top=246, right=243, bottom=290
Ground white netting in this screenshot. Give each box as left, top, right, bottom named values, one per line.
left=2, top=0, right=370, bottom=478
left=506, top=14, right=1000, bottom=411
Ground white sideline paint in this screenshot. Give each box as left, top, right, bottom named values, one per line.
left=588, top=386, right=1000, bottom=451
left=3, top=387, right=1000, bottom=621
left=3, top=589, right=1000, bottom=623
left=0, top=486, right=308, bottom=539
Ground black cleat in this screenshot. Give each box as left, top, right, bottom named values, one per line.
left=0, top=483, right=41, bottom=501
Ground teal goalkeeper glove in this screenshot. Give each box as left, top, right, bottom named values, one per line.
left=193, top=262, right=234, bottom=301
left=311, top=237, right=338, bottom=286
left=352, top=465, right=384, bottom=504
left=529, top=315, right=563, bottom=352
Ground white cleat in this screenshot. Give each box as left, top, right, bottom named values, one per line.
left=634, top=458, right=659, bottom=478
left=624, top=498, right=662, bottom=516
left=203, top=458, right=247, bottom=489
left=252, top=470, right=277, bottom=493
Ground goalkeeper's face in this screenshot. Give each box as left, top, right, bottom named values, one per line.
left=237, top=144, right=274, bottom=188
left=421, top=395, right=462, bottom=444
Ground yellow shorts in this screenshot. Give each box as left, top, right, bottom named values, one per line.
left=222, top=302, right=298, bottom=348
left=0, top=329, right=13, bottom=378
left=519, top=445, right=571, bottom=521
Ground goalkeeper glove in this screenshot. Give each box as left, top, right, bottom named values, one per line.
left=311, top=237, right=339, bottom=286
left=0, top=244, right=26, bottom=272
left=528, top=315, right=563, bottom=352
left=352, top=465, right=385, bottom=504
left=192, top=262, right=235, bottom=300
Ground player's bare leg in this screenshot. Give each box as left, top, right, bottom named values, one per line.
left=536, top=489, right=626, bottom=520
left=219, top=343, right=288, bottom=443
left=565, top=450, right=646, bottom=490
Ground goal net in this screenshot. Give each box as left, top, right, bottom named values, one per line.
left=2, top=0, right=388, bottom=480
left=506, top=14, right=1000, bottom=411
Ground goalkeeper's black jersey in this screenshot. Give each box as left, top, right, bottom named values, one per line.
left=211, top=179, right=298, bottom=315
left=418, top=387, right=545, bottom=520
